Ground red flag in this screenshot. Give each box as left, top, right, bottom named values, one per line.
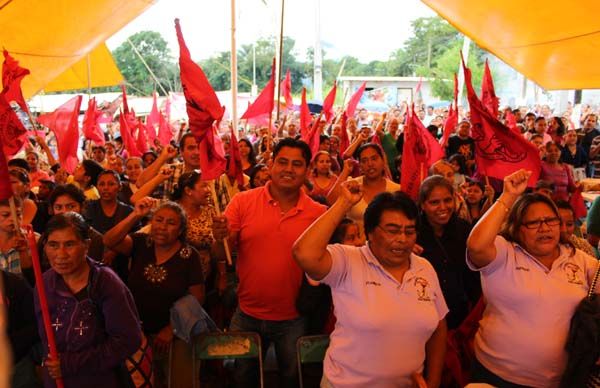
left=401, top=105, right=444, bottom=200
left=415, top=76, right=423, bottom=96
left=345, top=81, right=366, bottom=118
left=339, top=112, right=350, bottom=156
left=299, top=88, right=312, bottom=141
left=322, top=81, right=337, bottom=123
left=157, top=97, right=174, bottom=146
left=241, top=58, right=275, bottom=120
left=441, top=74, right=459, bottom=148
left=0, top=93, right=27, bottom=156
left=145, top=92, right=160, bottom=142
left=2, top=50, right=30, bottom=113
left=82, top=97, right=105, bottom=145
left=37, top=96, right=82, bottom=173
left=136, top=119, right=149, bottom=153
left=462, top=56, right=540, bottom=185
left=0, top=114, right=14, bottom=200
left=481, top=59, right=499, bottom=118
left=280, top=69, right=293, bottom=111
left=118, top=108, right=142, bottom=157
left=121, top=84, right=131, bottom=114
left=227, top=126, right=244, bottom=187
left=308, top=113, right=323, bottom=161
left=570, top=186, right=587, bottom=219
left=504, top=110, right=522, bottom=136
left=175, top=19, right=224, bottom=139
left=198, top=123, right=227, bottom=180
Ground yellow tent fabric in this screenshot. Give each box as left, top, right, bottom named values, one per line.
left=44, top=44, right=123, bottom=92
left=0, top=0, right=155, bottom=98
left=43, top=43, right=123, bottom=93
left=421, top=0, right=600, bottom=90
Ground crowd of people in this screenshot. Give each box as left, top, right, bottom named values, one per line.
left=1, top=99, right=600, bottom=388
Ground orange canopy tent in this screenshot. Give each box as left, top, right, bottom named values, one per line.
left=0, top=0, right=156, bottom=98
left=421, top=0, right=600, bottom=90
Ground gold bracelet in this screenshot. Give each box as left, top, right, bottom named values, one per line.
left=496, top=198, right=510, bottom=213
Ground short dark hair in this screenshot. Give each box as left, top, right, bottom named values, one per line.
left=82, top=159, right=104, bottom=186
left=97, top=169, right=121, bottom=185
left=44, top=212, right=90, bottom=244
left=92, top=145, right=106, bottom=153
left=525, top=112, right=536, bottom=119
left=272, top=137, right=311, bottom=166
left=249, top=164, right=268, bottom=188
left=9, top=168, right=30, bottom=184
left=330, top=218, right=357, bottom=244
left=49, top=184, right=86, bottom=206
left=364, top=191, right=419, bottom=237
left=179, top=132, right=196, bottom=151
left=319, top=134, right=330, bottom=144
left=8, top=159, right=30, bottom=172
left=534, top=116, right=546, bottom=124
left=555, top=199, right=574, bottom=214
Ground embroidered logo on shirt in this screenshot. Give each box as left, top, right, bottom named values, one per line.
left=414, top=277, right=431, bottom=302
left=515, top=266, right=530, bottom=271
left=564, top=263, right=583, bottom=285
left=365, top=281, right=381, bottom=286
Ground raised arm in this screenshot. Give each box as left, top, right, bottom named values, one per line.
left=103, top=197, right=155, bottom=255
left=326, top=158, right=356, bottom=205
left=293, top=180, right=362, bottom=280
left=467, top=169, right=531, bottom=268
left=342, top=132, right=367, bottom=160
left=136, top=145, right=178, bottom=188
left=34, top=135, right=58, bottom=168
left=129, top=167, right=173, bottom=204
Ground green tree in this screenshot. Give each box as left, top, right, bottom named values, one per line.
left=112, top=31, right=177, bottom=96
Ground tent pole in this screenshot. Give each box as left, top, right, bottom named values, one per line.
left=230, top=0, right=238, bottom=132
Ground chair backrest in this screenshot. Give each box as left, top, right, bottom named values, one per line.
left=195, top=332, right=262, bottom=360
left=297, top=335, right=330, bottom=364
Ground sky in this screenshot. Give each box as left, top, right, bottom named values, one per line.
left=107, top=0, right=437, bottom=63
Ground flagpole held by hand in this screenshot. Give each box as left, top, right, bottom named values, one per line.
left=25, top=225, right=64, bottom=388
left=209, top=181, right=233, bottom=266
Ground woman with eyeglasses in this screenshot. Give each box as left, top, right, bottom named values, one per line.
left=293, top=183, right=448, bottom=388
left=467, top=169, right=599, bottom=387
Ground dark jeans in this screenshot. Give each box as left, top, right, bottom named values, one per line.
left=230, top=308, right=306, bottom=388
left=471, top=357, right=532, bottom=388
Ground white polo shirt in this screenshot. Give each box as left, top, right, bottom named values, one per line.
left=319, top=243, right=448, bottom=388
left=467, top=235, right=599, bottom=388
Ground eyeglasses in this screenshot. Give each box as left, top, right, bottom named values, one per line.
left=521, top=217, right=561, bottom=230
left=376, top=225, right=417, bottom=237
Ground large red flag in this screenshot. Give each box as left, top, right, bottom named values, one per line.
left=157, top=96, right=174, bottom=146
left=37, top=96, right=82, bottom=173
left=0, top=128, right=13, bottom=200
left=0, top=93, right=27, bottom=156
left=198, top=124, right=227, bottom=180
left=322, top=81, right=337, bottom=123
left=401, top=105, right=444, bottom=200
left=299, top=88, right=312, bottom=141
left=463, top=57, right=540, bottom=185
left=280, top=69, right=293, bottom=111
left=441, top=74, right=459, bottom=148
left=339, top=112, right=350, bottom=156
left=481, top=59, right=499, bottom=118
left=2, top=50, right=30, bottom=113
left=241, top=58, right=275, bottom=120
left=82, top=97, right=105, bottom=145
left=118, top=109, right=142, bottom=157
left=145, top=92, right=160, bottom=142
left=136, top=119, right=149, bottom=153
left=227, top=126, right=244, bottom=187
left=345, top=81, right=366, bottom=118
left=175, top=19, right=224, bottom=139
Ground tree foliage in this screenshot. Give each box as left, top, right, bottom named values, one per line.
left=107, top=16, right=491, bottom=101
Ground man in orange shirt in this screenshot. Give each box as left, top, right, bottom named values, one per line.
left=214, top=138, right=326, bottom=387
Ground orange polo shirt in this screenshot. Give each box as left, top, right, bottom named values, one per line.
left=224, top=182, right=326, bottom=321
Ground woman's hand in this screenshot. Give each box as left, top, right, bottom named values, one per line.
left=157, top=166, right=174, bottom=181
left=503, top=169, right=531, bottom=197
left=153, top=326, right=174, bottom=355
left=339, top=180, right=363, bottom=207
left=341, top=159, right=356, bottom=177
left=160, top=144, right=178, bottom=161
left=44, top=356, right=62, bottom=379
left=134, top=197, right=156, bottom=217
